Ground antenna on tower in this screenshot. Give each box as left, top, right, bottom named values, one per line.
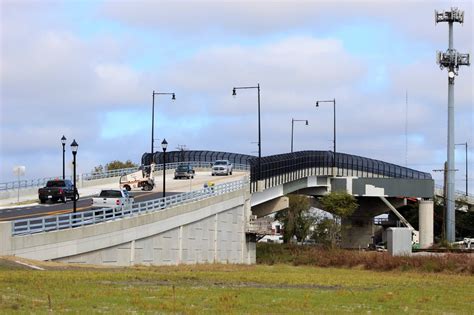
left=405, top=90, right=408, bottom=168
left=435, top=6, right=470, bottom=243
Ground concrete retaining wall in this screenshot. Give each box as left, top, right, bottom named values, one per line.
left=80, top=176, right=120, bottom=188
left=0, top=187, right=39, bottom=201
left=0, top=188, right=255, bottom=266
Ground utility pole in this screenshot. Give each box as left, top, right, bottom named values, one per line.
left=456, top=142, right=468, bottom=196
left=433, top=162, right=456, bottom=241
left=435, top=7, right=470, bottom=242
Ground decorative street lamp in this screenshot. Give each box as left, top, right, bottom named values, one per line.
left=232, top=84, right=261, bottom=188
left=291, top=119, right=309, bottom=153
left=61, top=135, right=67, bottom=180
left=151, top=91, right=175, bottom=155
left=161, top=139, right=168, bottom=198
left=315, top=99, right=337, bottom=174
left=70, top=139, right=78, bottom=213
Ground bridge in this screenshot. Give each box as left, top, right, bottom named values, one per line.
left=0, top=149, right=462, bottom=266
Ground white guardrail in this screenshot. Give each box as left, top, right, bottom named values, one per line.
left=1, top=162, right=251, bottom=192
left=11, top=179, right=246, bottom=236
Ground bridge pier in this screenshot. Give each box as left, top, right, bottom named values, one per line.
left=340, top=216, right=375, bottom=249
left=340, top=197, right=404, bottom=249
left=419, top=199, right=434, bottom=249
left=340, top=198, right=434, bottom=249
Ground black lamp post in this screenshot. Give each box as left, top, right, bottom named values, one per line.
left=291, top=119, right=309, bottom=153
left=455, top=142, right=468, bottom=196
left=61, top=135, right=67, bottom=180
left=315, top=99, right=336, bottom=174
left=151, top=91, right=175, bottom=155
left=70, top=139, right=78, bottom=213
left=161, top=139, right=168, bottom=198
left=232, top=84, right=261, bottom=187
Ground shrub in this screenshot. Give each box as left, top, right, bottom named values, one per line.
left=256, top=243, right=474, bottom=274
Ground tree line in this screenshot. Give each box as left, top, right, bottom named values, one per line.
left=275, top=192, right=473, bottom=246
left=92, top=160, right=138, bottom=173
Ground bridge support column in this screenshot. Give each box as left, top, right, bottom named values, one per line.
left=341, top=217, right=374, bottom=249
left=340, top=197, right=404, bottom=249
left=419, top=199, right=434, bottom=249
left=244, top=191, right=256, bottom=264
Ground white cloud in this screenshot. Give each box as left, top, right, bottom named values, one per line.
left=0, top=0, right=472, bottom=195
left=100, top=0, right=473, bottom=46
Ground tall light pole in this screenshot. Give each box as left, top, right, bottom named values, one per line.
left=456, top=142, right=468, bottom=196
left=151, top=91, right=175, bottom=155
left=315, top=99, right=336, bottom=174
left=233, top=84, right=261, bottom=187
left=161, top=139, right=168, bottom=198
left=291, top=119, right=309, bottom=153
left=61, top=135, right=67, bottom=180
left=436, top=7, right=470, bottom=242
left=70, top=139, right=78, bottom=213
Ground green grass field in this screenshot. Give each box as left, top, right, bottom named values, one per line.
left=1, top=261, right=473, bottom=314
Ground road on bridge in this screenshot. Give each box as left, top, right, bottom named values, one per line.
left=0, top=172, right=247, bottom=221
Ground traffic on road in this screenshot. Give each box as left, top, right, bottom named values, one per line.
left=0, top=170, right=246, bottom=222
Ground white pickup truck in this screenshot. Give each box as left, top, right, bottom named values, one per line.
left=211, top=160, right=233, bottom=176
left=92, top=189, right=134, bottom=211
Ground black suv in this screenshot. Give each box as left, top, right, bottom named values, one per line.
left=38, top=179, right=79, bottom=203
left=174, top=164, right=195, bottom=179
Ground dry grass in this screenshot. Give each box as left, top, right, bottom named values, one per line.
left=0, top=258, right=473, bottom=313
left=257, top=243, right=474, bottom=274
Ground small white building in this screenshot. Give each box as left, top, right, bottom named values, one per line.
left=258, top=219, right=284, bottom=243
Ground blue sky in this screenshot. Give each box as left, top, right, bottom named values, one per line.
left=0, top=0, right=472, bottom=193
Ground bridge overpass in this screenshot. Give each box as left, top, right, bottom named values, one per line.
left=0, top=150, right=449, bottom=265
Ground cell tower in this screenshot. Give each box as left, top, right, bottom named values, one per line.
left=435, top=7, right=470, bottom=242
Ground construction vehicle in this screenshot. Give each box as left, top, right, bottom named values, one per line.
left=119, top=164, right=155, bottom=191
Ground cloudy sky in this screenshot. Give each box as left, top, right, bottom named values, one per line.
left=0, top=0, right=472, bottom=193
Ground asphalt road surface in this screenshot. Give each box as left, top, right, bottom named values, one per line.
left=0, top=172, right=246, bottom=221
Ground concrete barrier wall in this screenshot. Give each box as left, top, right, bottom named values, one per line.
left=0, top=188, right=39, bottom=200
left=80, top=176, right=121, bottom=188
left=0, top=188, right=255, bottom=266
left=0, top=176, right=122, bottom=201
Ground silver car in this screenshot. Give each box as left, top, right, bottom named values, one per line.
left=211, top=160, right=233, bottom=176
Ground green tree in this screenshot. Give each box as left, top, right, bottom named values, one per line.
left=312, top=218, right=339, bottom=246
left=320, top=192, right=358, bottom=218
left=106, top=160, right=138, bottom=171
left=319, top=192, right=358, bottom=247
left=92, top=164, right=104, bottom=174
left=394, top=196, right=473, bottom=242
left=275, top=195, right=316, bottom=243
left=92, top=160, right=138, bottom=173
